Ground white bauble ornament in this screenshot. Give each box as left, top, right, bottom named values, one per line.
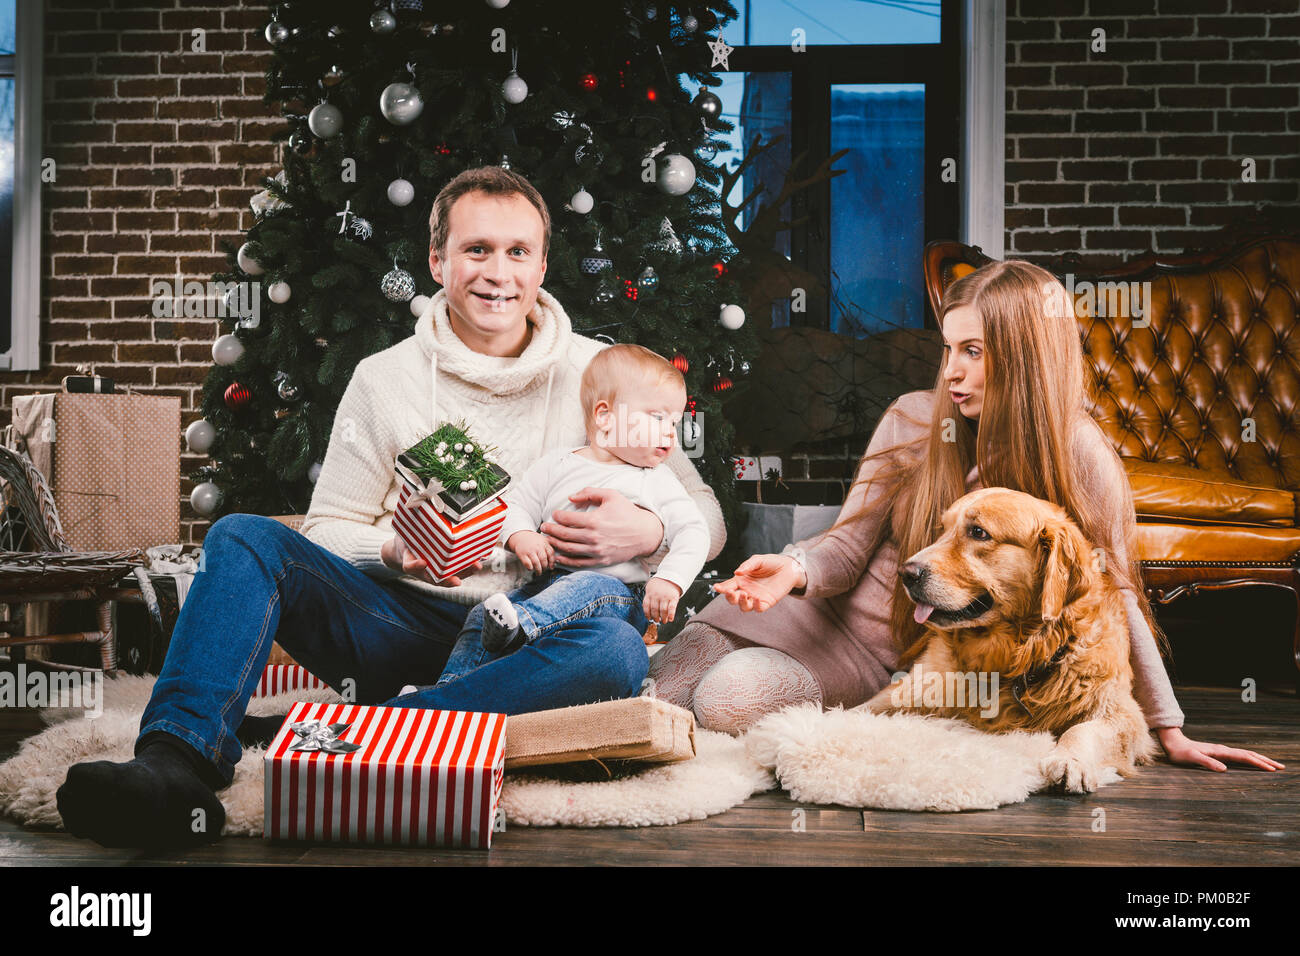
left=387, top=177, right=415, bottom=206
left=486, top=0, right=511, bottom=7
left=307, top=462, right=323, bottom=484
left=236, top=242, right=264, bottom=275
left=410, top=294, right=432, bottom=317
left=657, top=154, right=696, bottom=196
left=268, top=280, right=291, bottom=304
left=307, top=102, right=343, bottom=138
left=370, top=9, right=397, bottom=33
left=379, top=82, right=424, bottom=125
left=211, top=333, right=244, bottom=366
left=185, top=419, right=215, bottom=454
left=190, top=481, right=223, bottom=517
left=502, top=70, right=528, bottom=104
left=719, top=303, right=746, bottom=330
left=570, top=188, right=594, bottom=214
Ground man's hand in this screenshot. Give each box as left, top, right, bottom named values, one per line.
left=381, top=534, right=481, bottom=587
left=541, top=487, right=664, bottom=567
left=507, top=529, right=555, bottom=573
left=643, top=576, right=682, bottom=624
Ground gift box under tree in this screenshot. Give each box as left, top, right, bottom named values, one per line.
left=391, top=422, right=512, bottom=581
left=264, top=700, right=508, bottom=849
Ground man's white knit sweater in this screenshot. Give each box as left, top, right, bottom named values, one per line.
left=299, top=287, right=727, bottom=607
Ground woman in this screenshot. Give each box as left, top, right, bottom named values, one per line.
left=650, top=260, right=1282, bottom=774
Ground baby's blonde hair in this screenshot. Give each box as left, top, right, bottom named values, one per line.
left=579, top=344, right=685, bottom=436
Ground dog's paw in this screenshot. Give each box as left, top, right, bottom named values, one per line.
left=1040, top=748, right=1103, bottom=793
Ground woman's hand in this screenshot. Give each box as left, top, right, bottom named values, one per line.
left=712, top=554, right=804, bottom=613
left=382, top=535, right=482, bottom=587
left=1156, top=727, right=1285, bottom=772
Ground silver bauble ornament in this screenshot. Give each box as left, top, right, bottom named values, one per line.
left=682, top=14, right=699, bottom=32
left=236, top=242, right=264, bottom=275
left=592, top=277, right=619, bottom=304
left=276, top=374, right=301, bottom=401
left=580, top=240, right=614, bottom=275
left=693, top=88, right=723, bottom=126
left=288, top=129, right=312, bottom=155
left=265, top=21, right=290, bottom=45
left=381, top=266, right=416, bottom=302
left=657, top=154, right=696, bottom=196
left=185, top=419, right=215, bottom=454
left=379, top=82, right=424, bottom=125
left=307, top=102, right=343, bottom=138
left=502, top=70, right=528, bottom=104
left=370, top=10, right=397, bottom=34
left=719, top=303, right=746, bottom=330
left=211, top=333, right=244, bottom=366
left=575, top=140, right=602, bottom=166
left=268, top=280, right=291, bottom=304
left=190, top=481, right=223, bottom=517
left=637, top=266, right=659, bottom=293
left=322, top=64, right=345, bottom=86
left=570, top=188, right=594, bottom=214
left=549, top=110, right=575, bottom=129
left=387, top=177, right=415, bottom=206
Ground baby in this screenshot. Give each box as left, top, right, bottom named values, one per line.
left=477, top=343, right=711, bottom=653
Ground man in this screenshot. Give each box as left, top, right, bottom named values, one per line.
left=55, top=166, right=726, bottom=848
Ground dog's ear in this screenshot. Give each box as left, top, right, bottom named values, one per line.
left=1038, top=519, right=1091, bottom=621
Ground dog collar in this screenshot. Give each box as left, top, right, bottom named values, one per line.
left=1009, top=640, right=1072, bottom=717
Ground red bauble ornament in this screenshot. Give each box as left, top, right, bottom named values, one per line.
left=672, top=353, right=690, bottom=374
left=579, top=72, right=599, bottom=91
left=224, top=382, right=252, bottom=410
left=623, top=278, right=638, bottom=300
left=711, top=375, right=733, bottom=394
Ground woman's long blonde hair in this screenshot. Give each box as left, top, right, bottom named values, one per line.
left=819, top=259, right=1164, bottom=662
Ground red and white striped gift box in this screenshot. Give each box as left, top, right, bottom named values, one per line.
left=263, top=701, right=508, bottom=849
left=391, top=481, right=508, bottom=581
left=254, top=664, right=327, bottom=699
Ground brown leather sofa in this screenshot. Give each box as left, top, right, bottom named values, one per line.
left=924, top=235, right=1300, bottom=677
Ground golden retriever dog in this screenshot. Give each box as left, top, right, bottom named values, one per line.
left=862, top=487, right=1157, bottom=792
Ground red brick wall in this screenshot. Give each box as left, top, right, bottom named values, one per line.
left=5, top=0, right=284, bottom=543
left=1005, top=0, right=1300, bottom=264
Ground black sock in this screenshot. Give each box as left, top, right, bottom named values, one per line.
left=236, top=713, right=289, bottom=749
left=56, top=733, right=227, bottom=849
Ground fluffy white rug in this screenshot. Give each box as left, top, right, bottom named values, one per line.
left=745, top=704, right=1119, bottom=812
left=0, top=674, right=774, bottom=835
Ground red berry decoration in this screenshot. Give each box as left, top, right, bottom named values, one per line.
left=437, top=142, right=451, bottom=155
left=224, top=382, right=252, bottom=410
left=579, top=72, right=599, bottom=91
left=672, top=353, right=690, bottom=374
left=711, top=375, right=733, bottom=394
left=623, top=277, right=638, bottom=300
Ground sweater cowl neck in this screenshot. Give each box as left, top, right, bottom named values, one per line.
left=414, top=287, right=572, bottom=396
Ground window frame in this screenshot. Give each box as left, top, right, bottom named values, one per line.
left=725, top=0, right=1005, bottom=329
left=3, top=0, right=42, bottom=371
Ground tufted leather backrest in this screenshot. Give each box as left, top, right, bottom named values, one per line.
left=924, top=237, right=1300, bottom=492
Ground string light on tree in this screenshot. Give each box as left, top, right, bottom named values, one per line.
left=579, top=72, right=599, bottom=91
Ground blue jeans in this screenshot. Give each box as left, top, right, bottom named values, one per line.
left=419, top=569, right=649, bottom=690
left=136, top=514, right=650, bottom=786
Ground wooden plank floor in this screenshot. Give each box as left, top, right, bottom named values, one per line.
left=0, top=684, right=1295, bottom=866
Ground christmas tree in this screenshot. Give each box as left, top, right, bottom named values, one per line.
left=189, top=0, right=757, bottom=551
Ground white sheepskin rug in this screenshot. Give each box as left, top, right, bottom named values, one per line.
left=0, top=674, right=774, bottom=836
left=745, top=704, right=1111, bottom=812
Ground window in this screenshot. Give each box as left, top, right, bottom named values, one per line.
left=709, top=0, right=963, bottom=332
left=1, top=0, right=41, bottom=371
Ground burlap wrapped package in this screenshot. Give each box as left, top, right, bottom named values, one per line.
left=505, top=697, right=696, bottom=769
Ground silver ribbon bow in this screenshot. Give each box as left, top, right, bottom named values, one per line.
left=406, top=474, right=448, bottom=512
left=288, top=719, right=362, bottom=754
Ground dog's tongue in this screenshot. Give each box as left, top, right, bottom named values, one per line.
left=913, top=603, right=935, bottom=624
